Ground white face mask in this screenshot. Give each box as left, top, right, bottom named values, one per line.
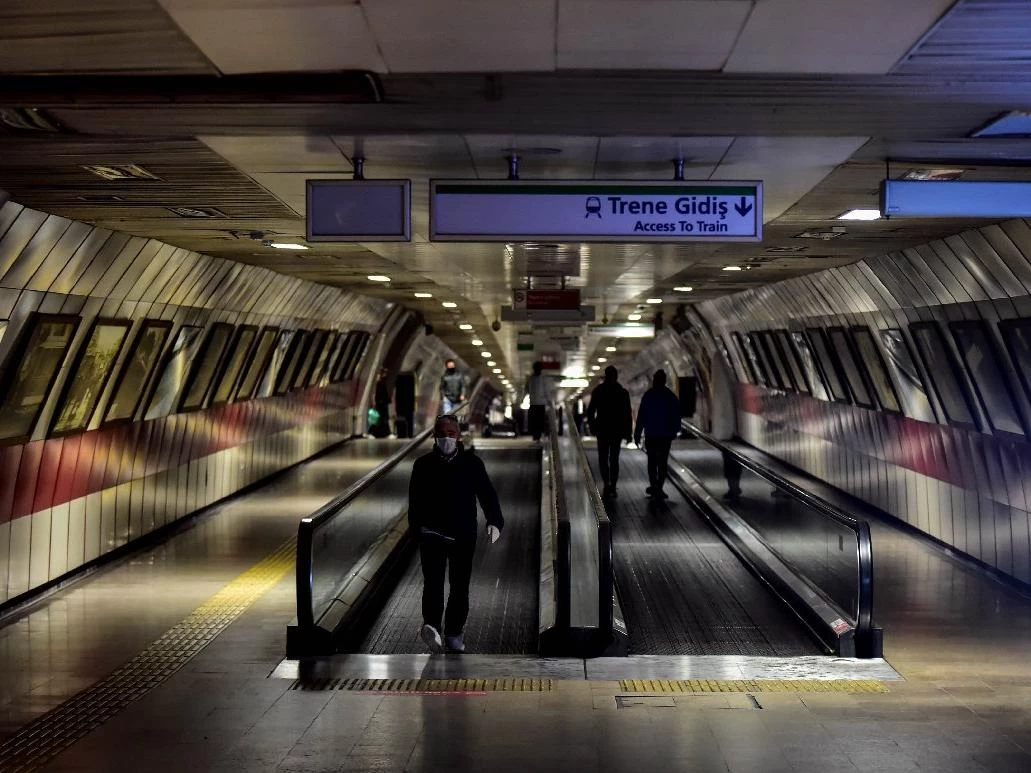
left=436, top=437, right=458, bottom=456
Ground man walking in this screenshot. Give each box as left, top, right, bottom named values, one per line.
left=524, top=361, right=551, bottom=441
left=440, top=359, right=466, bottom=414
left=586, top=366, right=632, bottom=498
left=408, top=414, right=503, bottom=654
left=633, top=370, right=683, bottom=500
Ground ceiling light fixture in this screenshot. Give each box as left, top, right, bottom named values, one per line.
left=628, top=313, right=642, bottom=321
left=674, top=286, right=693, bottom=292
left=458, top=323, right=472, bottom=330
left=269, top=242, right=308, bottom=250
left=605, top=346, right=617, bottom=352
left=559, top=378, right=589, bottom=388
left=367, top=275, right=390, bottom=282
left=646, top=298, right=662, bottom=304
left=493, top=368, right=502, bottom=374
left=442, top=301, right=458, bottom=308
left=591, top=365, right=600, bottom=371
left=481, top=351, right=492, bottom=358
left=471, top=339, right=483, bottom=346
left=487, top=361, right=496, bottom=367
left=414, top=292, right=432, bottom=298
left=723, top=266, right=742, bottom=271
left=837, top=209, right=881, bottom=221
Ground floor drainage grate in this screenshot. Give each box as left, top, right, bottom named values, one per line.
left=618, top=679, right=888, bottom=693
left=289, top=677, right=553, bottom=693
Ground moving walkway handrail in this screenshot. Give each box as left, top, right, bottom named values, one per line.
left=681, top=418, right=875, bottom=642
left=295, top=404, right=469, bottom=629
left=565, top=404, right=615, bottom=639
left=547, top=404, right=571, bottom=630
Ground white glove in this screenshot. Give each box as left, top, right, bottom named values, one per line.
left=487, top=525, right=501, bottom=544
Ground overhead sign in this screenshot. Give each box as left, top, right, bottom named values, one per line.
left=882, top=180, right=1031, bottom=218
left=306, top=179, right=411, bottom=242
left=430, top=180, right=763, bottom=242
left=512, top=288, right=581, bottom=311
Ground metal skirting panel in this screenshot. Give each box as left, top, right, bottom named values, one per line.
left=355, top=449, right=541, bottom=655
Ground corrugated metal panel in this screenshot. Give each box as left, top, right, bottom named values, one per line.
left=895, top=0, right=1031, bottom=75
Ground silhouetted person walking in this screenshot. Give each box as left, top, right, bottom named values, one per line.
left=409, top=414, right=503, bottom=654
left=524, top=361, right=551, bottom=441
left=634, top=370, right=682, bottom=500
left=587, top=366, right=632, bottom=498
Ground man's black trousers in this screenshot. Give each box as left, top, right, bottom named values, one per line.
left=645, top=437, right=674, bottom=492
left=420, top=535, right=476, bottom=636
left=596, top=435, right=622, bottom=488
left=528, top=405, right=547, bottom=440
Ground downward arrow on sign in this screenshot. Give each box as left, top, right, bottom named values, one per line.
left=734, top=197, right=753, bottom=217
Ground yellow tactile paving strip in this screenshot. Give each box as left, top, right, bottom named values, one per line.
left=619, top=679, right=889, bottom=694
left=0, top=538, right=296, bottom=773
left=291, top=677, right=553, bottom=693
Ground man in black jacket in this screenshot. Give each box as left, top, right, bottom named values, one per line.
left=586, top=366, right=633, bottom=498
left=408, top=414, right=503, bottom=654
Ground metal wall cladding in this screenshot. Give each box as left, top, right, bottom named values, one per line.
left=0, top=200, right=392, bottom=607
left=683, top=218, right=1031, bottom=587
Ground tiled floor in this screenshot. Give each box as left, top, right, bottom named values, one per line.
left=5, top=437, right=1031, bottom=771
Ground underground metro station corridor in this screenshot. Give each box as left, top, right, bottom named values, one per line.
left=6, top=1, right=1031, bottom=771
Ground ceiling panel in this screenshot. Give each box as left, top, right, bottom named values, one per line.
left=200, top=135, right=353, bottom=173
left=595, top=137, right=735, bottom=179
left=462, top=135, right=600, bottom=179
left=724, top=0, right=955, bottom=74
left=0, top=0, right=213, bottom=74
left=557, top=0, right=752, bottom=70
left=158, top=0, right=386, bottom=73
left=362, top=0, right=557, bottom=72
left=711, top=136, right=869, bottom=221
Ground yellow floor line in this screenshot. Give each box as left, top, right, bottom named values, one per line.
left=619, top=679, right=888, bottom=694
left=0, top=537, right=296, bottom=773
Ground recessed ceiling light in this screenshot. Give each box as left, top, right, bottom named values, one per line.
left=481, top=351, right=492, bottom=358
left=270, top=242, right=309, bottom=250
left=459, top=323, right=473, bottom=330
left=471, top=339, right=483, bottom=346
left=605, top=346, right=617, bottom=352
left=674, top=286, right=693, bottom=292
left=442, top=301, right=458, bottom=308
left=722, top=266, right=742, bottom=271
left=837, top=209, right=881, bottom=221
left=493, top=368, right=502, bottom=374
left=628, top=313, right=642, bottom=321
left=367, top=275, right=390, bottom=282
left=646, top=298, right=662, bottom=304
left=597, top=357, right=607, bottom=363
left=487, top=361, right=496, bottom=366
left=414, top=292, right=433, bottom=298
left=591, top=365, right=600, bottom=371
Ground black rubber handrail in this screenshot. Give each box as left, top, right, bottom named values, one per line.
left=681, top=419, right=875, bottom=643
left=547, top=404, right=571, bottom=630
left=565, top=404, right=614, bottom=638
left=295, top=404, right=470, bottom=628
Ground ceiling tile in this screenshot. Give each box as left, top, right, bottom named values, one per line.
left=158, top=1, right=386, bottom=73
left=557, top=1, right=752, bottom=70
left=724, top=0, right=955, bottom=74
left=362, top=0, right=556, bottom=72
left=595, top=136, right=734, bottom=179
left=711, top=136, right=869, bottom=221
left=201, top=136, right=352, bottom=173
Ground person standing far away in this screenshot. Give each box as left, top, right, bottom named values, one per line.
left=372, top=367, right=392, bottom=438
left=633, top=369, right=683, bottom=501
left=440, top=359, right=465, bottom=415
left=524, top=361, right=552, bottom=442
left=409, top=414, right=503, bottom=654
left=586, top=366, right=633, bottom=499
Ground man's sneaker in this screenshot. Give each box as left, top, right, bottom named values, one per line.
left=445, top=635, right=466, bottom=654
left=420, top=624, right=443, bottom=654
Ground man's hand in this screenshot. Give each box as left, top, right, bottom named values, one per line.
left=487, top=525, right=501, bottom=544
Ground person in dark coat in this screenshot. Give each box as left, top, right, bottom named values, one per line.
left=586, top=366, right=633, bottom=498
left=372, top=367, right=391, bottom=437
left=408, top=414, right=503, bottom=654
left=633, top=369, right=683, bottom=500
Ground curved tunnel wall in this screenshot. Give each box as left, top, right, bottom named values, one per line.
left=0, top=199, right=400, bottom=609
left=635, top=218, right=1031, bottom=588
